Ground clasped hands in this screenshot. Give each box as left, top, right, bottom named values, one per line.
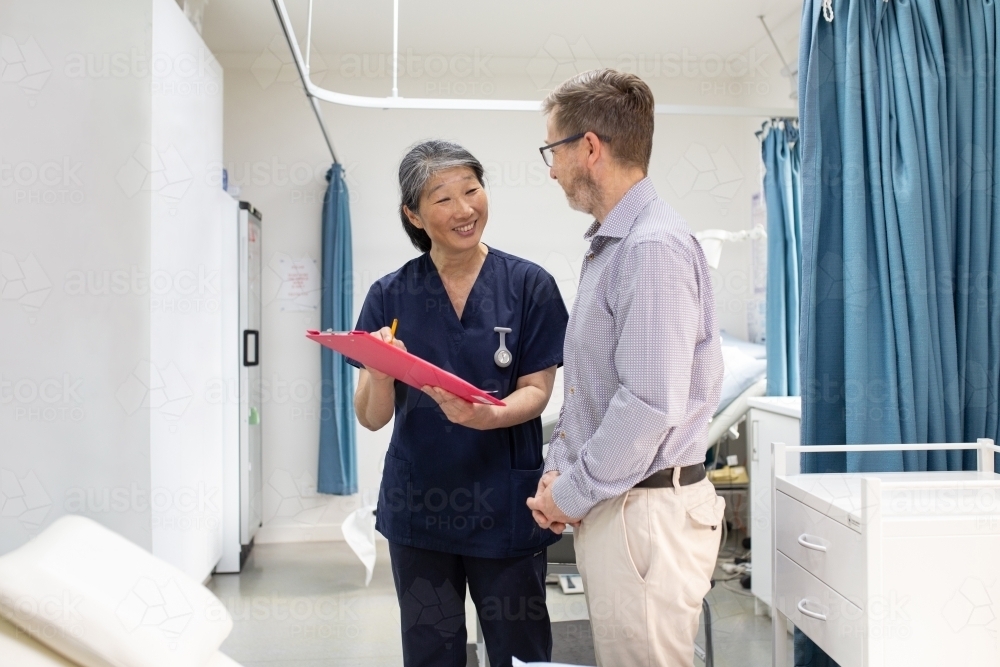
left=526, top=471, right=578, bottom=535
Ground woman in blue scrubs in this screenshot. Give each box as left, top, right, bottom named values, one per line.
left=350, top=140, right=569, bottom=667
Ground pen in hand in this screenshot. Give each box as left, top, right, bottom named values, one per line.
left=390, top=318, right=398, bottom=343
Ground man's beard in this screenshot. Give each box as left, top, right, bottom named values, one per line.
left=563, top=165, right=601, bottom=216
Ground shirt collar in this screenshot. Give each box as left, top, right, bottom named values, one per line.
left=584, top=177, right=657, bottom=242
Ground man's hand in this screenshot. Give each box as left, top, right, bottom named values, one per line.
left=526, top=471, right=578, bottom=535
left=422, top=386, right=498, bottom=430
left=365, top=328, right=406, bottom=382
left=530, top=471, right=565, bottom=533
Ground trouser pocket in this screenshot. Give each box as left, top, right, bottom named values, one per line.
left=622, top=490, right=652, bottom=582
left=684, top=481, right=726, bottom=530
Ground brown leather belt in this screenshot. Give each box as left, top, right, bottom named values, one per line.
left=634, top=463, right=706, bottom=489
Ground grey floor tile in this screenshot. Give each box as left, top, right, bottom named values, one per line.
left=210, top=539, right=791, bottom=667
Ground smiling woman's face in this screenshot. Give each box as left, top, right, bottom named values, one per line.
left=405, top=167, right=488, bottom=255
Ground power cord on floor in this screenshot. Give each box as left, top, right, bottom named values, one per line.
left=721, top=580, right=756, bottom=597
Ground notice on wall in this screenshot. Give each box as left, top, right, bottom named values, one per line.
left=268, top=253, right=320, bottom=312
left=747, top=192, right=767, bottom=345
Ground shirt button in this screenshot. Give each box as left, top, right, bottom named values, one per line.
left=559, top=431, right=566, bottom=439
left=570, top=387, right=576, bottom=394
left=587, top=253, right=595, bottom=261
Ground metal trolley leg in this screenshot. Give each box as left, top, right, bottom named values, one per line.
left=694, top=583, right=714, bottom=667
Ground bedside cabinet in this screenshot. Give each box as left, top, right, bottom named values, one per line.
left=747, top=397, right=802, bottom=614
left=771, top=439, right=1000, bottom=667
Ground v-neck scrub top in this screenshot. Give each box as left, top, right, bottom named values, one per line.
left=349, top=247, right=569, bottom=558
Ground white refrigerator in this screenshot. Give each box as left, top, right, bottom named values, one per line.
left=218, top=200, right=263, bottom=573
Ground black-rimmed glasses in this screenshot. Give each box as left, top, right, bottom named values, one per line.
left=539, top=132, right=587, bottom=167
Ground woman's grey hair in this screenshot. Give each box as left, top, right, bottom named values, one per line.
left=398, top=140, right=486, bottom=253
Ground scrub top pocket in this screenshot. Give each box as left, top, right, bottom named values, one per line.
left=509, top=465, right=551, bottom=551
left=377, top=451, right=413, bottom=542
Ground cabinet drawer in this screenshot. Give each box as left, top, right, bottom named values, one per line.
left=774, top=553, right=864, bottom=667
left=776, top=491, right=865, bottom=608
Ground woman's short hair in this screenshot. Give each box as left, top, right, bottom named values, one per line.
left=542, top=68, right=655, bottom=173
left=398, top=140, right=486, bottom=253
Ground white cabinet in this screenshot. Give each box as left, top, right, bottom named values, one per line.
left=747, top=397, right=801, bottom=613
left=772, top=440, right=1000, bottom=667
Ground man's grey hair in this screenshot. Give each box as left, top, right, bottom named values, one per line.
left=398, top=140, right=486, bottom=253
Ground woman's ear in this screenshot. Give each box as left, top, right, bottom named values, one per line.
left=403, top=205, right=423, bottom=229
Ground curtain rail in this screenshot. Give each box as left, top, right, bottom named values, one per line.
left=269, top=0, right=799, bottom=161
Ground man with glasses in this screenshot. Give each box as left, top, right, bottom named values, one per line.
left=527, top=69, right=725, bottom=667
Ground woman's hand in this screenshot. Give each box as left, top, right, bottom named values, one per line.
left=422, top=386, right=498, bottom=430
left=365, top=327, right=406, bottom=382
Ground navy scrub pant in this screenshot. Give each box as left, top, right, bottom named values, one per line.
left=388, top=542, right=552, bottom=667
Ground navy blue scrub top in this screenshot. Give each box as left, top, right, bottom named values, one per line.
left=347, top=247, right=569, bottom=559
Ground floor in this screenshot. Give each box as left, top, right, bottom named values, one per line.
left=209, top=537, right=792, bottom=666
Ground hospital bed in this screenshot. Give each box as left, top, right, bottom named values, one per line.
left=707, top=332, right=768, bottom=448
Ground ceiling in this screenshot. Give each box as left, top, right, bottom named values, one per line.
left=201, top=0, right=802, bottom=62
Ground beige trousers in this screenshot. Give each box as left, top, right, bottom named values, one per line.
left=575, top=471, right=725, bottom=667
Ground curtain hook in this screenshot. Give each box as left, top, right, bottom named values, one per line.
left=822, top=0, right=834, bottom=22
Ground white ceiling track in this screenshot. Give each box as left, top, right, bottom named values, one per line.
left=269, top=0, right=799, bottom=161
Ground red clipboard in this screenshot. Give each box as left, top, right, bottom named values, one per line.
left=306, top=330, right=506, bottom=406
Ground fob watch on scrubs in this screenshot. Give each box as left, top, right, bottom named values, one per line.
left=494, top=327, right=512, bottom=368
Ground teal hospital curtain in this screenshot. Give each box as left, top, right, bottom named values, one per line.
left=318, top=164, right=357, bottom=495
left=760, top=119, right=802, bottom=397
left=798, top=0, right=1000, bottom=663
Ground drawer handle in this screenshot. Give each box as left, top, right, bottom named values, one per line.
left=797, top=599, right=828, bottom=622
left=797, top=534, right=828, bottom=552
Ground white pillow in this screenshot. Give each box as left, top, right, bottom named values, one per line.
left=0, top=615, right=77, bottom=667
left=0, top=515, right=232, bottom=667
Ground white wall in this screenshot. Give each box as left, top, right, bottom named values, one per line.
left=0, top=0, right=228, bottom=582
left=149, top=0, right=226, bottom=580
left=0, top=0, right=154, bottom=554
left=215, top=32, right=796, bottom=542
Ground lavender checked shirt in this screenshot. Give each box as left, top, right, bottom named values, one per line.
left=545, top=178, right=724, bottom=520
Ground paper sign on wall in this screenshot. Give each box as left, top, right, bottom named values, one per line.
left=268, top=254, right=319, bottom=312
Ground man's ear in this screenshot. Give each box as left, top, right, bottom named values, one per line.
left=403, top=205, right=423, bottom=229
left=583, top=131, right=603, bottom=168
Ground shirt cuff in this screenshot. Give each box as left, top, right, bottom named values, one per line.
left=549, top=383, right=676, bottom=520
left=550, top=473, right=593, bottom=521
